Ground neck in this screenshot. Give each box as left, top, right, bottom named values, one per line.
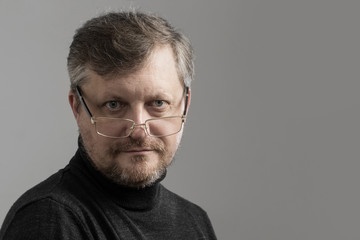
left=70, top=137, right=166, bottom=210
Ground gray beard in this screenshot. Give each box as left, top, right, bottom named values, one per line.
left=104, top=155, right=167, bottom=188
left=79, top=135, right=173, bottom=188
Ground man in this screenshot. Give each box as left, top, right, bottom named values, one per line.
left=0, top=11, right=216, bottom=239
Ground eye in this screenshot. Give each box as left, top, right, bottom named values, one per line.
left=153, top=100, right=166, bottom=107
left=105, top=101, right=123, bottom=110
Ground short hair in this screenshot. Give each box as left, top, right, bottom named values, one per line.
left=67, top=11, right=194, bottom=93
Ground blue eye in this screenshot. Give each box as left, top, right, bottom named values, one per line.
left=106, top=101, right=121, bottom=110
left=154, top=100, right=165, bottom=107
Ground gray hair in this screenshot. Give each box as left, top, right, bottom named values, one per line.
left=67, top=11, right=194, bottom=93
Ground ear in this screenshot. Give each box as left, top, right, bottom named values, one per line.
left=185, top=88, right=191, bottom=115
left=68, top=90, right=80, bottom=122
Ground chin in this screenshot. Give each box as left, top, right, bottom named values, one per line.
left=105, top=154, right=168, bottom=188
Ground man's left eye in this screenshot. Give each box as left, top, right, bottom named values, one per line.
left=153, top=100, right=166, bottom=107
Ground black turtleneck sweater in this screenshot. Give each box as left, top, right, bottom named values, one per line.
left=0, top=146, right=216, bottom=239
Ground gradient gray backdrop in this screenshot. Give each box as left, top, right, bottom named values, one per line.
left=1, top=1, right=359, bottom=239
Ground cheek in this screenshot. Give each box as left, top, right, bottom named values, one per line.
left=165, top=132, right=183, bottom=156
left=77, top=113, right=106, bottom=152
left=176, top=129, right=184, bottom=147
left=77, top=110, right=91, bottom=130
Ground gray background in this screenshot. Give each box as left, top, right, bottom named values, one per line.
left=0, top=0, right=359, bottom=239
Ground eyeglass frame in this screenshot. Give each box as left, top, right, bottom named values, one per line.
left=75, top=85, right=190, bottom=138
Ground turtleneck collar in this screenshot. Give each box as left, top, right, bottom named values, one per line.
left=69, top=137, right=166, bottom=211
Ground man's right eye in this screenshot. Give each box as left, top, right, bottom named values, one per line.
left=105, top=101, right=123, bottom=111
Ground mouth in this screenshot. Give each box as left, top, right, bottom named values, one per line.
left=123, top=149, right=154, bottom=154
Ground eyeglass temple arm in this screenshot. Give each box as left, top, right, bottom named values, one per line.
left=183, top=87, right=190, bottom=116
left=76, top=86, right=93, bottom=118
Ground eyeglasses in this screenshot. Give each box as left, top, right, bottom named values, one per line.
left=76, top=86, right=189, bottom=138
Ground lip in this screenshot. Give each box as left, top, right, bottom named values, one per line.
left=123, top=149, right=153, bottom=154
left=125, top=148, right=152, bottom=152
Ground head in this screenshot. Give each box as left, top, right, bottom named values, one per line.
left=67, top=11, right=193, bottom=188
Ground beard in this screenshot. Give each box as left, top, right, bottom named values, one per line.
left=80, top=133, right=175, bottom=188
left=103, top=137, right=171, bottom=187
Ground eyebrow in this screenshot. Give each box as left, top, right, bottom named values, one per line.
left=100, top=94, right=126, bottom=101
left=100, top=91, right=176, bottom=101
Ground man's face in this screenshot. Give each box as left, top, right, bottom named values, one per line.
left=69, top=45, right=188, bottom=187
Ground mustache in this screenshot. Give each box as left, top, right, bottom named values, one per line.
left=109, top=138, right=165, bottom=153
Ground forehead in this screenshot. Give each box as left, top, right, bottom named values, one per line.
left=83, top=45, right=183, bottom=98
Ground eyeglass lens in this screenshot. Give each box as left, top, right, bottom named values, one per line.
left=94, top=117, right=183, bottom=138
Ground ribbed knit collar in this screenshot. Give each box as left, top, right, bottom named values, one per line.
left=69, top=139, right=165, bottom=211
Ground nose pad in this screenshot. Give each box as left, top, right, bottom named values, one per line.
left=129, top=123, right=148, bottom=139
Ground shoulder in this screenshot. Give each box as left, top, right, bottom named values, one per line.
left=160, top=184, right=206, bottom=212
left=159, top=184, right=212, bottom=222
left=0, top=168, right=90, bottom=239
left=158, top=185, right=217, bottom=239
left=1, top=197, right=89, bottom=240
left=6, top=166, right=77, bottom=214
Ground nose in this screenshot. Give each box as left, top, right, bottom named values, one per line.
left=129, top=123, right=148, bottom=139
left=127, top=106, right=149, bottom=139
